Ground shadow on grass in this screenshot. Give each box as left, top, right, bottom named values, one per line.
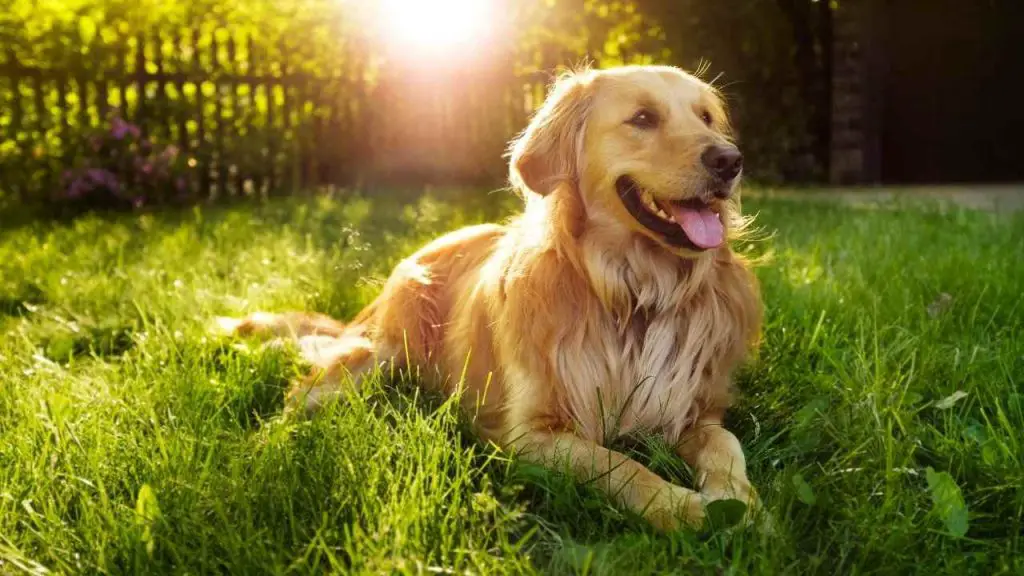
left=204, top=342, right=297, bottom=429
left=0, top=281, right=47, bottom=318
left=38, top=319, right=138, bottom=363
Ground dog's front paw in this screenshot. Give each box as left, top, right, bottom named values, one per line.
left=212, top=312, right=281, bottom=338
left=643, top=485, right=707, bottom=532
left=701, top=481, right=765, bottom=529
left=702, top=498, right=748, bottom=530
left=211, top=315, right=244, bottom=336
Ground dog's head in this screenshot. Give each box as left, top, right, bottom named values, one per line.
left=509, top=65, right=743, bottom=256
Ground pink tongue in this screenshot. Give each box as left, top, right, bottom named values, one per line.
left=670, top=205, right=724, bottom=249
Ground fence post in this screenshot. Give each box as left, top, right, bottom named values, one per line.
left=114, top=36, right=126, bottom=116
left=280, top=38, right=296, bottom=195
left=6, top=48, right=25, bottom=202
left=95, top=27, right=109, bottom=121
left=173, top=30, right=189, bottom=184
left=227, top=32, right=244, bottom=197
left=211, top=29, right=226, bottom=199
left=134, top=33, right=147, bottom=123
left=152, top=29, right=166, bottom=141
left=257, top=36, right=277, bottom=196
left=74, top=38, right=90, bottom=150
left=245, top=34, right=261, bottom=197
left=190, top=28, right=209, bottom=196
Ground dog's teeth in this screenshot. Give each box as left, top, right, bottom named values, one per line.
left=637, top=188, right=676, bottom=222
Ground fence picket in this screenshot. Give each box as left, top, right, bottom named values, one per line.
left=211, top=30, right=226, bottom=198
left=261, top=40, right=277, bottom=195
left=280, top=38, right=295, bottom=194
left=190, top=28, right=209, bottom=195
left=227, top=33, right=244, bottom=197
left=6, top=49, right=24, bottom=201
left=134, top=33, right=146, bottom=123
left=174, top=30, right=189, bottom=180
left=152, top=30, right=166, bottom=142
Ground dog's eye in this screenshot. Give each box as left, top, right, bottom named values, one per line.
left=700, top=109, right=714, bottom=127
left=627, top=109, right=659, bottom=129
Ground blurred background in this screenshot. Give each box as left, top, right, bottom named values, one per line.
left=1, top=0, right=1022, bottom=214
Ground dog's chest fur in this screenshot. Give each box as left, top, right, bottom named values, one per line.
left=550, top=240, right=742, bottom=443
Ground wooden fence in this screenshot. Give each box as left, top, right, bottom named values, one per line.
left=0, top=26, right=551, bottom=204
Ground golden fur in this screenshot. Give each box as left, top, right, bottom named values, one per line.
left=218, top=65, right=763, bottom=531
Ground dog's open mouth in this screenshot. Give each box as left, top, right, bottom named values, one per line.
left=615, top=176, right=725, bottom=250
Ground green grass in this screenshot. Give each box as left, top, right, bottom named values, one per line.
left=1, top=190, right=1022, bottom=574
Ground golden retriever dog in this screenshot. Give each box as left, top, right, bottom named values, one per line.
left=217, top=65, right=762, bottom=531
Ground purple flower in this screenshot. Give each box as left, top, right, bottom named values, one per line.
left=132, top=197, right=145, bottom=209
left=85, top=168, right=120, bottom=192
left=111, top=118, right=130, bottom=140
left=67, top=179, right=85, bottom=198
left=140, top=162, right=153, bottom=175
left=110, top=117, right=141, bottom=140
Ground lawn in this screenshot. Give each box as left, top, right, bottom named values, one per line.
left=1, top=190, right=1022, bottom=575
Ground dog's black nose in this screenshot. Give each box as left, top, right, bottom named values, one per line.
left=701, top=145, right=743, bottom=182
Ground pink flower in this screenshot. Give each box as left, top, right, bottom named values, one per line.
left=111, top=118, right=130, bottom=139
left=85, top=168, right=120, bottom=192
left=110, top=117, right=141, bottom=140
left=67, top=179, right=87, bottom=198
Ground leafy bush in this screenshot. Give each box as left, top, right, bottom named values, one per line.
left=56, top=112, right=199, bottom=213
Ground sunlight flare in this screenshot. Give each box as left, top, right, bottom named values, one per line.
left=374, top=0, right=496, bottom=56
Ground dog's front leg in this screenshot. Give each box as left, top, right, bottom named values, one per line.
left=511, top=431, right=705, bottom=531
left=675, top=412, right=759, bottom=514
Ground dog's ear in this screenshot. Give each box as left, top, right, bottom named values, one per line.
left=509, top=71, right=593, bottom=196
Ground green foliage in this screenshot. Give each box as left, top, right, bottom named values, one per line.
left=641, top=0, right=833, bottom=181
left=1, top=0, right=836, bottom=206
left=0, top=0, right=374, bottom=205
left=925, top=468, right=969, bottom=538
left=0, top=190, right=1022, bottom=573
left=1, top=0, right=362, bottom=72
left=791, top=472, right=816, bottom=506
left=512, top=0, right=669, bottom=74
left=56, top=113, right=200, bottom=213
